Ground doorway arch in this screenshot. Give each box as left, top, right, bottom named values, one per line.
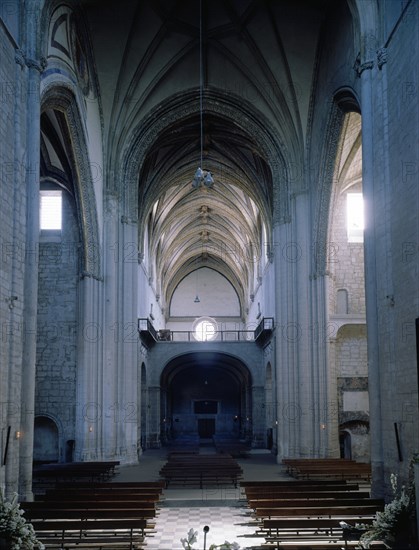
left=160, top=352, right=253, bottom=446
left=33, top=416, right=59, bottom=464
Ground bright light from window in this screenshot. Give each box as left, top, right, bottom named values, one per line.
left=347, top=192, right=364, bottom=243
left=40, top=190, right=62, bottom=230
left=193, top=317, right=217, bottom=342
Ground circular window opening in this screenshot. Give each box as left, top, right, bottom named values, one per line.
left=193, top=316, right=218, bottom=342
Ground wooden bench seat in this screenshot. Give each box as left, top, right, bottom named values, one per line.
left=26, top=500, right=156, bottom=510
left=248, top=497, right=383, bottom=510
left=240, top=479, right=357, bottom=487
left=282, top=459, right=371, bottom=481
left=40, top=538, right=144, bottom=549
left=22, top=507, right=156, bottom=520
left=254, top=504, right=382, bottom=518
left=163, top=472, right=242, bottom=488
left=43, top=491, right=161, bottom=502
left=34, top=461, right=120, bottom=483
left=262, top=517, right=374, bottom=532
left=55, top=481, right=165, bottom=490
left=32, top=518, right=150, bottom=549
left=245, top=490, right=370, bottom=500
left=257, top=542, right=387, bottom=550
left=160, top=452, right=243, bottom=487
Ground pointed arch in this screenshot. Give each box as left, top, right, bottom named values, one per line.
left=41, top=85, right=101, bottom=278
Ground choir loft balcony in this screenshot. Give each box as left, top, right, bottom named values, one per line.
left=137, top=317, right=274, bottom=346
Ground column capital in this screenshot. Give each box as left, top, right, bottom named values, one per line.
left=15, top=49, right=26, bottom=68
left=376, top=47, right=388, bottom=70
left=353, top=53, right=374, bottom=77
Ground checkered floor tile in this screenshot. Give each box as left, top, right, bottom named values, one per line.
left=145, top=504, right=264, bottom=550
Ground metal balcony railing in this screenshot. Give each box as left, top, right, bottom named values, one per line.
left=138, top=317, right=274, bottom=345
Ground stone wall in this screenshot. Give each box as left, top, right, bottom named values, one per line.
left=35, top=191, right=80, bottom=462
left=0, top=18, right=27, bottom=493
left=371, top=0, right=419, bottom=488
left=329, top=184, right=365, bottom=316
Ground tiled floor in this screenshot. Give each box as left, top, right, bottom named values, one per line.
left=145, top=504, right=264, bottom=550
left=114, top=447, right=287, bottom=550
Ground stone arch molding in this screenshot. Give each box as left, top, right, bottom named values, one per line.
left=119, top=89, right=290, bottom=227
left=313, top=88, right=361, bottom=276
left=41, top=84, right=101, bottom=279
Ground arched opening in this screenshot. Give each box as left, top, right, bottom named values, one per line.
left=33, top=416, right=59, bottom=464
left=265, top=363, right=274, bottom=450
left=324, top=95, right=368, bottom=460
left=339, top=430, right=352, bottom=459
left=160, top=352, right=252, bottom=447
left=339, top=420, right=370, bottom=463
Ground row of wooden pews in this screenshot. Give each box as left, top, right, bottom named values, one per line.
left=22, top=481, right=165, bottom=549
left=283, top=458, right=372, bottom=482
left=160, top=451, right=243, bottom=488
left=33, top=461, right=121, bottom=487
left=241, top=479, right=386, bottom=549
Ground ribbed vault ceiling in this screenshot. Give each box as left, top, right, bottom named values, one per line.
left=140, top=111, right=271, bottom=312
left=80, top=0, right=335, bottom=313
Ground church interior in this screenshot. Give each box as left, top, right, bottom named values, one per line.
left=0, top=0, right=418, bottom=547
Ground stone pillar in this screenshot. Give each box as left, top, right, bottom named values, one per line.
left=101, top=196, right=119, bottom=458
left=18, top=51, right=45, bottom=501
left=326, top=333, right=340, bottom=457
left=310, top=273, right=338, bottom=457
left=274, top=220, right=299, bottom=460
left=3, top=49, right=25, bottom=499
left=115, top=217, right=139, bottom=463
left=292, top=192, right=317, bottom=457
left=360, top=60, right=384, bottom=497
left=148, top=386, right=161, bottom=448
left=251, top=385, right=265, bottom=447
left=74, top=275, right=103, bottom=461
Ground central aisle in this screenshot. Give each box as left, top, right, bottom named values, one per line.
left=114, top=447, right=286, bottom=549
left=145, top=505, right=263, bottom=550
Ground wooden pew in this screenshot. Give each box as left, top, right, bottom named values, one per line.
left=242, top=478, right=383, bottom=548
left=43, top=490, right=161, bottom=503
left=262, top=517, right=374, bottom=533
left=240, top=479, right=357, bottom=487
left=22, top=506, right=156, bottom=521
left=245, top=490, right=370, bottom=500
left=31, top=519, right=147, bottom=549
left=254, top=503, right=383, bottom=518
left=282, top=458, right=371, bottom=481
left=160, top=453, right=243, bottom=487
left=248, top=497, right=383, bottom=510
left=55, top=481, right=165, bottom=490
left=34, top=461, right=120, bottom=482
left=25, top=500, right=156, bottom=510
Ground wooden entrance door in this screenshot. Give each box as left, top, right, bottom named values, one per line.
left=198, top=418, right=215, bottom=438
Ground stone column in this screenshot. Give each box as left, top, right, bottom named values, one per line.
left=3, top=49, right=25, bottom=499
left=101, top=196, right=119, bottom=458
left=273, top=220, right=299, bottom=460
left=251, top=385, right=265, bottom=447
left=75, top=275, right=102, bottom=461
left=148, top=386, right=161, bottom=448
left=18, top=52, right=45, bottom=501
left=116, top=217, right=139, bottom=462
left=360, top=59, right=384, bottom=497
left=292, top=192, right=316, bottom=457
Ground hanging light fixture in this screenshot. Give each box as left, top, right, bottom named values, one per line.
left=192, top=0, right=213, bottom=189
left=194, top=257, right=200, bottom=302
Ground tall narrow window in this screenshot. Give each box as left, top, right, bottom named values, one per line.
left=40, top=190, right=62, bottom=230
left=346, top=192, right=364, bottom=243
